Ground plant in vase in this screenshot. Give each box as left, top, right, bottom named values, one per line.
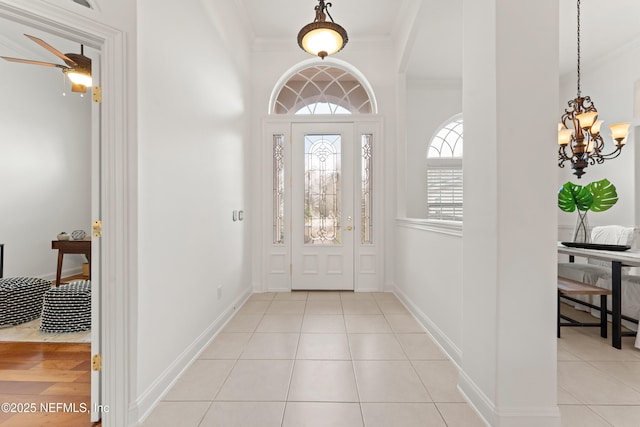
left=558, top=178, right=618, bottom=242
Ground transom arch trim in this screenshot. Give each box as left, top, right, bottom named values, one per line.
left=268, top=57, right=378, bottom=115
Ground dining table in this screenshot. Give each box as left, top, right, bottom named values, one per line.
left=558, top=242, right=640, bottom=349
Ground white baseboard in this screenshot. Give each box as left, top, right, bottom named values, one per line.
left=356, top=286, right=380, bottom=292
left=267, top=287, right=292, bottom=292
left=394, top=285, right=560, bottom=427
left=457, top=370, right=494, bottom=426
left=392, top=284, right=463, bottom=366
left=133, top=287, right=251, bottom=425
left=458, top=353, right=561, bottom=427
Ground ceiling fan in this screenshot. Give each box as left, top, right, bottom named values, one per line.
left=1, top=34, right=92, bottom=93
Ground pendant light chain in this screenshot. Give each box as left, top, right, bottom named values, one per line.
left=576, top=0, right=581, bottom=97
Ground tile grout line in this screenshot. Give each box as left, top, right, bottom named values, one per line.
left=280, top=294, right=307, bottom=427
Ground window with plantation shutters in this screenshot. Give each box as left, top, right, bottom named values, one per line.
left=427, top=117, right=463, bottom=221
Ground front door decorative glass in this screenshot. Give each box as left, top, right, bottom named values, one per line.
left=304, top=134, right=342, bottom=245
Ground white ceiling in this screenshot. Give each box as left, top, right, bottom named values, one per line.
left=1, top=0, right=640, bottom=81
left=240, top=0, right=640, bottom=79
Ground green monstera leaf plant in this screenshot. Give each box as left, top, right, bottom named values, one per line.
left=558, top=178, right=618, bottom=242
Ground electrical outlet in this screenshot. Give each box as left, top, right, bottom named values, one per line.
left=217, top=286, right=222, bottom=299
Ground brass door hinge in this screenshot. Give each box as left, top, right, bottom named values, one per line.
left=92, top=220, right=102, bottom=238
left=92, top=354, right=102, bottom=371
left=92, top=86, right=102, bottom=103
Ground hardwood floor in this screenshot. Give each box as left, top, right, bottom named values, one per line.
left=0, top=342, right=100, bottom=426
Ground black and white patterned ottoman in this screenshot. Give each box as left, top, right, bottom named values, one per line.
left=40, top=280, right=91, bottom=333
left=0, top=277, right=52, bottom=327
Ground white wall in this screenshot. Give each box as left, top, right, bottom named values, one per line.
left=405, top=79, right=462, bottom=217
left=0, top=55, right=91, bottom=278
left=393, top=222, right=463, bottom=361
left=135, top=0, right=252, bottom=419
left=395, top=77, right=464, bottom=360
left=558, top=39, right=640, bottom=230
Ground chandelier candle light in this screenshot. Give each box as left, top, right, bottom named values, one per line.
left=558, top=0, right=630, bottom=179
left=298, top=0, right=348, bottom=59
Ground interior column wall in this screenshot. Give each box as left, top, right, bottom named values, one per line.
left=460, top=0, right=560, bottom=425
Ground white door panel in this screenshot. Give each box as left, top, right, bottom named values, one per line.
left=291, top=123, right=354, bottom=290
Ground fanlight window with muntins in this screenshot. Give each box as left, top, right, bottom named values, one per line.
left=428, top=119, right=463, bottom=159
left=273, top=65, right=372, bottom=115
left=427, top=118, right=463, bottom=221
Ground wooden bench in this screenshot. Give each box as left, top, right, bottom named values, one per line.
left=558, top=276, right=612, bottom=338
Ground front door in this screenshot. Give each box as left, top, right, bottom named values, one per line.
left=291, top=123, right=355, bottom=290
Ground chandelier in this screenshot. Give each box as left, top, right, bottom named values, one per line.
left=557, top=0, right=630, bottom=178
left=298, top=0, right=348, bottom=60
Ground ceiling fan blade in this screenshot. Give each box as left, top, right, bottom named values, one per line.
left=24, top=34, right=77, bottom=66
left=0, top=56, right=68, bottom=69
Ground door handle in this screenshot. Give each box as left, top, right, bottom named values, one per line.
left=345, top=226, right=353, bottom=231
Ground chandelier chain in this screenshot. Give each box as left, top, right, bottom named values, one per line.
left=576, top=0, right=581, bottom=97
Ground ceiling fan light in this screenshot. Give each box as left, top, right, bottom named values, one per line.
left=66, top=70, right=92, bottom=87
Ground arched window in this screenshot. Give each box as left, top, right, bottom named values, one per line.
left=427, top=116, right=463, bottom=221
left=272, top=64, right=373, bottom=115
left=295, top=102, right=351, bottom=115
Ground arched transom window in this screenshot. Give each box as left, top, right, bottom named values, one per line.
left=427, top=116, right=463, bottom=221
left=273, top=65, right=373, bottom=115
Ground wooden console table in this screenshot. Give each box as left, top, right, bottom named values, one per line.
left=51, top=240, right=91, bottom=286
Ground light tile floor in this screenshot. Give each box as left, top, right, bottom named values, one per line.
left=140, top=293, right=640, bottom=427
left=557, top=303, right=640, bottom=427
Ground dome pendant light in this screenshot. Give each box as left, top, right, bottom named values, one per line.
left=298, top=0, right=348, bottom=59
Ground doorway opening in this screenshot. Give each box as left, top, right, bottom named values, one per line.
left=262, top=59, right=382, bottom=292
